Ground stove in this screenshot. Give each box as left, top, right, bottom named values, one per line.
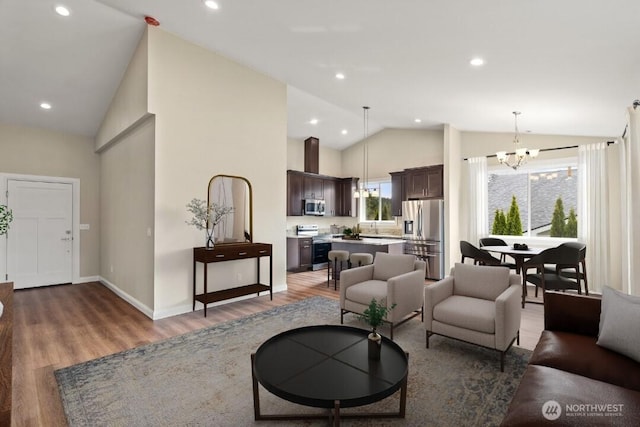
left=297, top=225, right=331, bottom=270
left=296, top=224, right=319, bottom=237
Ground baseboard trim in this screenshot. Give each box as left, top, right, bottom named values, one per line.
left=97, top=279, right=288, bottom=321
left=154, top=284, right=288, bottom=320
left=98, top=276, right=154, bottom=319
left=74, top=276, right=99, bottom=284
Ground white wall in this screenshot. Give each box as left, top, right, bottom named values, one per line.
left=444, top=125, right=462, bottom=272
left=100, top=117, right=155, bottom=311
left=147, top=27, right=288, bottom=317
left=342, top=128, right=444, bottom=180
left=0, top=122, right=101, bottom=280
left=95, top=30, right=149, bottom=151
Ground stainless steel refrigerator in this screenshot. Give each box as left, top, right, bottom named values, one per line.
left=402, top=200, right=445, bottom=280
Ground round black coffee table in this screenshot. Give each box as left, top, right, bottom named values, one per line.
left=251, top=325, right=408, bottom=426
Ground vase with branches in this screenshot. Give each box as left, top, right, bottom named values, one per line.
left=185, top=198, right=233, bottom=249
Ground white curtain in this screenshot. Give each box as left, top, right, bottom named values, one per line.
left=468, top=156, right=488, bottom=245
left=619, top=106, right=640, bottom=296
left=578, top=142, right=609, bottom=293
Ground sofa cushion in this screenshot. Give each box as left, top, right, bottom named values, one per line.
left=372, top=252, right=415, bottom=281
left=433, top=295, right=495, bottom=334
left=597, top=286, right=640, bottom=363
left=345, top=280, right=387, bottom=306
left=530, top=330, right=640, bottom=392
left=501, top=364, right=640, bottom=426
left=453, top=262, right=510, bottom=301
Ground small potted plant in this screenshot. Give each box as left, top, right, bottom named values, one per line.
left=343, top=227, right=353, bottom=239
left=359, top=298, right=395, bottom=360
left=0, top=204, right=13, bottom=237
left=186, top=198, right=233, bottom=249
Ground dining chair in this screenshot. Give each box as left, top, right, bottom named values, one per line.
left=460, top=241, right=510, bottom=267
left=545, top=242, right=589, bottom=295
left=521, top=244, right=583, bottom=307
left=479, top=237, right=517, bottom=270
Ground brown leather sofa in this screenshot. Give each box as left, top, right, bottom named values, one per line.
left=502, top=291, right=640, bottom=426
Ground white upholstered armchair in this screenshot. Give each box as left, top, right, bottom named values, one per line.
left=424, top=262, right=521, bottom=371
left=340, top=252, right=427, bottom=339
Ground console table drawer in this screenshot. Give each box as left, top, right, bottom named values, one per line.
left=194, top=243, right=271, bottom=263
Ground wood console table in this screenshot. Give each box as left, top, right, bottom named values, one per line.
left=193, top=243, right=273, bottom=317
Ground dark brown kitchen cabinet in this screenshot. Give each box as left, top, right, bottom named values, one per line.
left=405, top=165, right=443, bottom=199
left=390, top=171, right=405, bottom=216
left=304, top=137, right=319, bottom=174
left=286, top=237, right=312, bottom=271
left=303, top=175, right=323, bottom=199
left=323, top=178, right=337, bottom=216
left=287, top=171, right=304, bottom=216
left=406, top=168, right=428, bottom=199
left=338, top=177, right=358, bottom=217
left=425, top=165, right=444, bottom=198
left=287, top=170, right=358, bottom=217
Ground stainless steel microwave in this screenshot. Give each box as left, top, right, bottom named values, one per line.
left=304, top=199, right=325, bottom=216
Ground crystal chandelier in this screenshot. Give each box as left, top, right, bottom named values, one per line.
left=354, top=106, right=379, bottom=198
left=496, top=111, right=539, bottom=170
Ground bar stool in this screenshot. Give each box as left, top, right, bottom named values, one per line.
left=328, top=250, right=349, bottom=290
left=349, top=253, right=373, bottom=268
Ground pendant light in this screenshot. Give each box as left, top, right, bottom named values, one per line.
left=354, top=106, right=379, bottom=198
left=496, top=111, right=539, bottom=170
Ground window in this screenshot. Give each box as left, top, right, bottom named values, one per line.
left=360, top=180, right=393, bottom=222
left=487, top=159, right=578, bottom=237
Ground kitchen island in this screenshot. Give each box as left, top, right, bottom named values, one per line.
left=329, top=237, right=405, bottom=256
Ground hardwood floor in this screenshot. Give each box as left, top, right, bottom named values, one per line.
left=11, top=270, right=544, bottom=426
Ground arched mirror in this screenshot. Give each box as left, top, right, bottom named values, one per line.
left=207, top=174, right=253, bottom=244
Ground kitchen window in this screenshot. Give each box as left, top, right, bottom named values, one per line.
left=487, top=158, right=578, bottom=237
left=360, top=180, right=393, bottom=222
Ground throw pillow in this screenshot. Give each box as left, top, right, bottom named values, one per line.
left=597, top=286, right=640, bottom=363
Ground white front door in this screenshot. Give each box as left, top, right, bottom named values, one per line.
left=7, top=180, right=73, bottom=289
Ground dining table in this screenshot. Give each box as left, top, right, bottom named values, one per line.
left=480, top=245, right=544, bottom=275
left=481, top=245, right=546, bottom=307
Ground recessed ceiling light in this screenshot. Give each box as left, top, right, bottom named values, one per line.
left=55, top=5, right=70, bottom=16
left=414, top=118, right=422, bottom=123
left=341, top=129, right=348, bottom=135
left=40, top=102, right=52, bottom=110
left=335, top=73, right=345, bottom=80
left=309, top=118, right=318, bottom=125
left=470, top=57, right=484, bottom=66
left=204, top=0, right=219, bottom=10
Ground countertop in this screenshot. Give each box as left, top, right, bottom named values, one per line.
left=287, top=233, right=403, bottom=240
left=358, top=233, right=403, bottom=239
left=329, top=237, right=405, bottom=246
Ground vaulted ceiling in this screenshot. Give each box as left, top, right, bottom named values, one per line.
left=2, top=0, right=638, bottom=149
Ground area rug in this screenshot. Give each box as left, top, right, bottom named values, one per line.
left=55, top=296, right=531, bottom=426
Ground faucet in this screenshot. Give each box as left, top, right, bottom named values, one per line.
left=370, top=222, right=379, bottom=234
